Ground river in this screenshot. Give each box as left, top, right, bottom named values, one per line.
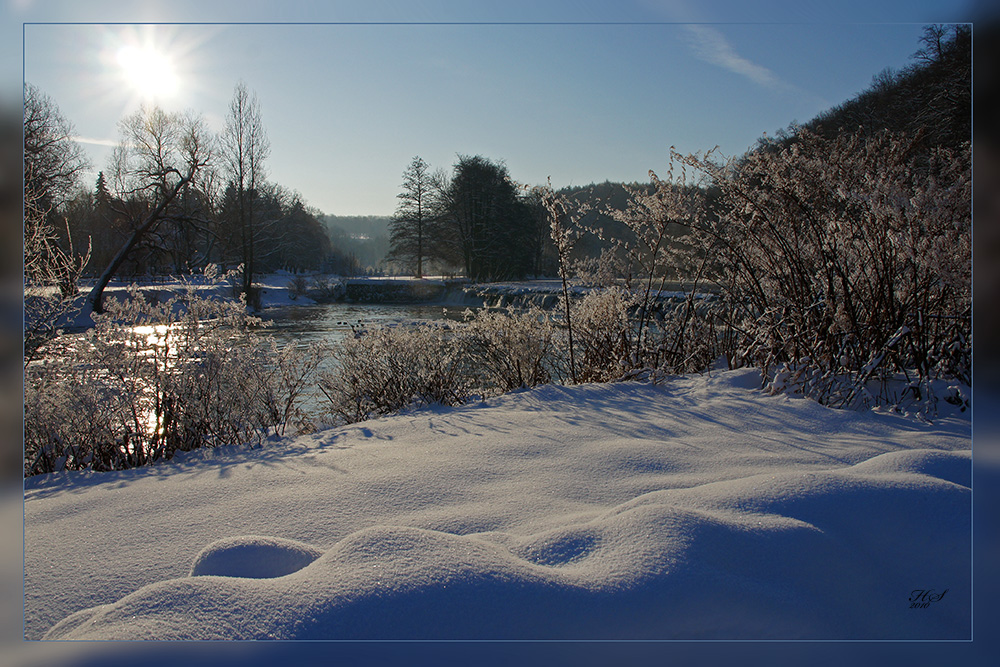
left=259, top=302, right=473, bottom=347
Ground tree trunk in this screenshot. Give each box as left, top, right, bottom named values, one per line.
left=84, top=177, right=190, bottom=315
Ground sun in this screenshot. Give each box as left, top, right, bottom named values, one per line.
left=116, top=43, right=179, bottom=101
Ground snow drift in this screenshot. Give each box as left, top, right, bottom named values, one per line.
left=23, top=369, right=970, bottom=640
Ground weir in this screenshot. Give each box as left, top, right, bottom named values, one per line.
left=339, top=278, right=492, bottom=305
left=339, top=278, right=716, bottom=310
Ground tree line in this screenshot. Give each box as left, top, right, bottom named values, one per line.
left=386, top=154, right=556, bottom=280
left=23, top=80, right=351, bottom=319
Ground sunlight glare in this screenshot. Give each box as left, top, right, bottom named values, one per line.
left=116, top=44, right=179, bottom=100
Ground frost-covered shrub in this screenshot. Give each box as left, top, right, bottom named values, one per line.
left=569, top=288, right=635, bottom=382
left=288, top=274, right=309, bottom=300
left=24, top=267, right=324, bottom=476
left=318, top=306, right=563, bottom=423
left=565, top=286, right=733, bottom=382
left=680, top=129, right=971, bottom=413
left=310, top=275, right=345, bottom=301
left=23, top=197, right=90, bottom=365
left=604, top=160, right=705, bottom=343
left=572, top=248, right=627, bottom=288
left=319, top=323, right=471, bottom=424
left=537, top=181, right=587, bottom=383
left=462, top=306, right=557, bottom=391
left=641, top=297, right=736, bottom=377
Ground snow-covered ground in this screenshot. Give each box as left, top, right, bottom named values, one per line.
left=23, top=368, right=971, bottom=642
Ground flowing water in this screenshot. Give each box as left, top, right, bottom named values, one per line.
left=257, top=302, right=483, bottom=423
left=260, top=302, right=473, bottom=346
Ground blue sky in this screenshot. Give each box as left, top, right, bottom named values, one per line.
left=9, top=0, right=978, bottom=216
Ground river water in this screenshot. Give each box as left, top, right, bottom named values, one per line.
left=259, top=302, right=474, bottom=347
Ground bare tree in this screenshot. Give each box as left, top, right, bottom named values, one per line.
left=387, top=156, right=438, bottom=278
left=23, top=83, right=92, bottom=360
left=913, top=24, right=949, bottom=64
left=23, top=82, right=91, bottom=294
left=219, top=81, right=270, bottom=308
left=23, top=83, right=90, bottom=214
left=84, top=106, right=212, bottom=314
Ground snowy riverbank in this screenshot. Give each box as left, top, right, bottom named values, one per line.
left=24, top=368, right=971, bottom=641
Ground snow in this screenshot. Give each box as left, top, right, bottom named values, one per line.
left=23, top=368, right=972, bottom=643
left=189, top=535, right=325, bottom=579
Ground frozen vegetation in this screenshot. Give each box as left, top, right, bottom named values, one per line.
left=24, top=367, right=971, bottom=640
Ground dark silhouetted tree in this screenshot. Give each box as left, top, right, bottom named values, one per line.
left=387, top=156, right=440, bottom=278
left=220, top=81, right=270, bottom=308
left=440, top=155, right=535, bottom=281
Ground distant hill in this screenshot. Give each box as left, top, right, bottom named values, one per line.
left=319, top=214, right=391, bottom=240
left=551, top=24, right=971, bottom=262
left=762, top=24, right=970, bottom=154
left=319, top=214, right=392, bottom=273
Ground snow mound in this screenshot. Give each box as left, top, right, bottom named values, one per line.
left=43, top=449, right=970, bottom=640
left=25, top=371, right=971, bottom=641
left=189, top=535, right=324, bottom=579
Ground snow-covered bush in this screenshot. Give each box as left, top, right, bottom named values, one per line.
left=23, top=198, right=91, bottom=365
left=288, top=274, right=309, bottom=300
left=319, top=306, right=563, bottom=424
left=24, top=266, right=325, bottom=476
left=551, top=158, right=726, bottom=382
left=318, top=322, right=472, bottom=424
left=568, top=287, right=634, bottom=382
left=680, top=129, right=971, bottom=412
left=310, top=275, right=345, bottom=301
left=565, top=287, right=733, bottom=382
left=538, top=181, right=587, bottom=383
left=572, top=247, right=627, bottom=288
left=604, top=159, right=705, bottom=346
left=462, top=306, right=557, bottom=391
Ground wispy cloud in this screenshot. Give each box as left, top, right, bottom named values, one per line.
left=73, top=136, right=117, bottom=147
left=683, top=24, right=786, bottom=90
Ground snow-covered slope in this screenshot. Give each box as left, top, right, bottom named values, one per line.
left=23, top=369, right=971, bottom=640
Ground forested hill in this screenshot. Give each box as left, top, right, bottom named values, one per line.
left=319, top=214, right=391, bottom=274
left=556, top=24, right=970, bottom=229
left=319, top=214, right=391, bottom=240
left=761, top=24, right=970, bottom=153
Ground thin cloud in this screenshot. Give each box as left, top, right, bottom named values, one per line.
left=683, top=24, right=786, bottom=90
left=73, top=135, right=117, bottom=147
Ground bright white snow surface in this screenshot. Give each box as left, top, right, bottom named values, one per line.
left=24, top=369, right=971, bottom=641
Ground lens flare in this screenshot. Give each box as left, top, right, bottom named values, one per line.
left=116, top=43, right=179, bottom=100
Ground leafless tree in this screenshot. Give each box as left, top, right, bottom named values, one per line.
left=84, top=105, right=212, bottom=314
left=23, top=83, right=91, bottom=360
left=219, top=81, right=270, bottom=308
